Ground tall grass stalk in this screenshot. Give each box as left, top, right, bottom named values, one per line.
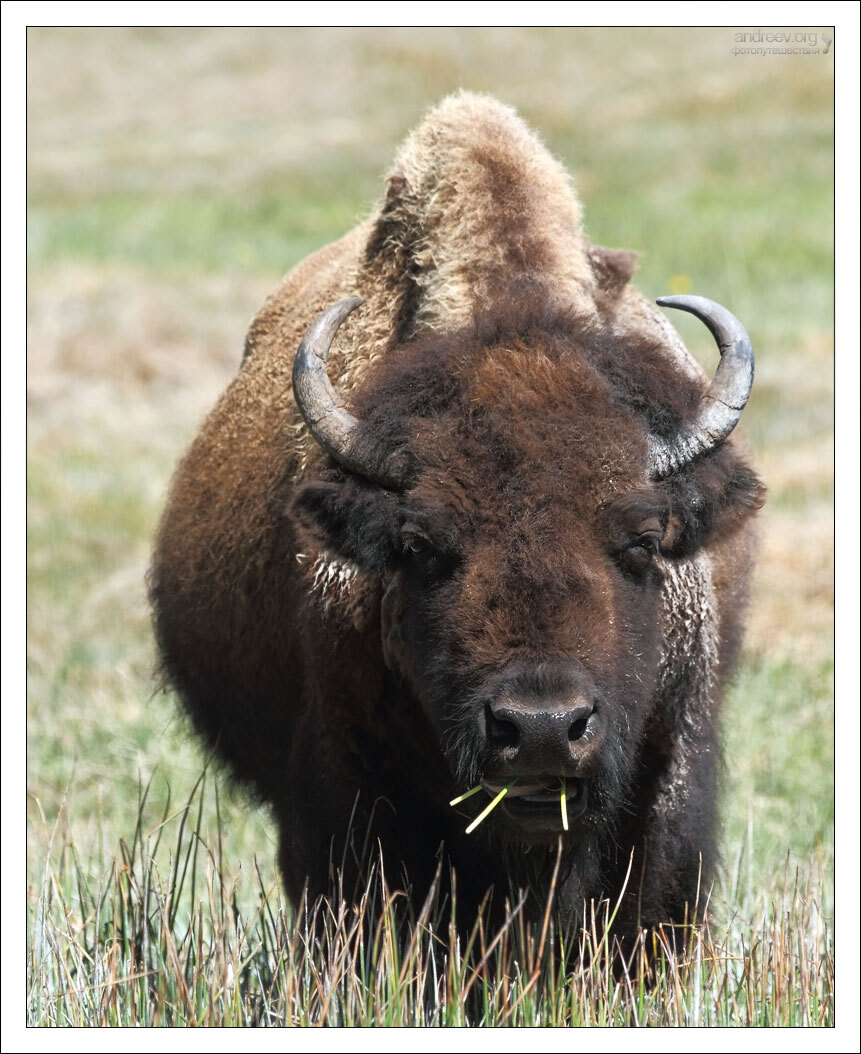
left=26, top=778, right=833, bottom=1027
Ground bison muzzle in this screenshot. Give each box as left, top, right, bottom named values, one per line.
left=150, top=92, right=763, bottom=940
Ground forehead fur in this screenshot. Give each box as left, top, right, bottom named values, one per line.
left=349, top=290, right=699, bottom=512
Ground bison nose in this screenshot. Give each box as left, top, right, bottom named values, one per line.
left=484, top=696, right=604, bottom=772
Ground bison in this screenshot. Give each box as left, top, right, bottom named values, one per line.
left=149, top=92, right=763, bottom=940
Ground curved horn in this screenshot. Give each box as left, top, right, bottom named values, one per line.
left=292, top=297, right=412, bottom=490
left=648, top=295, right=755, bottom=479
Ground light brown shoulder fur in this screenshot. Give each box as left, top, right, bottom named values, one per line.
left=381, top=91, right=598, bottom=331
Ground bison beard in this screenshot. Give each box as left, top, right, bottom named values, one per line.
left=149, top=93, right=763, bottom=944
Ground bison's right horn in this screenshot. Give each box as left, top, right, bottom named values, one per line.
left=293, top=297, right=412, bottom=490
left=648, top=295, right=755, bottom=479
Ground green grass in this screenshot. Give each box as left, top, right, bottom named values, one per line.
left=26, top=26, right=833, bottom=1026
left=723, top=658, right=834, bottom=875
left=27, top=184, right=371, bottom=276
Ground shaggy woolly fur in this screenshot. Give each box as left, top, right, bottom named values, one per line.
left=150, top=92, right=763, bottom=940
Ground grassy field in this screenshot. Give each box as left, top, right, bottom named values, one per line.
left=26, top=27, right=833, bottom=1026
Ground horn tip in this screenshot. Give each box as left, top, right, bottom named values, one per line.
left=328, top=295, right=365, bottom=324
left=656, top=294, right=696, bottom=308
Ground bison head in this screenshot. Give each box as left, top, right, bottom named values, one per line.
left=291, top=293, right=762, bottom=849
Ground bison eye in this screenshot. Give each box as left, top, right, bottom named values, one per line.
left=618, top=532, right=661, bottom=577
left=403, top=531, right=431, bottom=555
left=401, top=527, right=460, bottom=582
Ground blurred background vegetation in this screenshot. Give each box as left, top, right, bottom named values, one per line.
left=27, top=27, right=833, bottom=910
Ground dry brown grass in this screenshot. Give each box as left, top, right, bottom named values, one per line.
left=27, top=263, right=256, bottom=416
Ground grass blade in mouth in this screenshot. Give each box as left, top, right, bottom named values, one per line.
left=449, top=785, right=483, bottom=807
left=464, top=784, right=511, bottom=834
left=560, top=779, right=569, bottom=831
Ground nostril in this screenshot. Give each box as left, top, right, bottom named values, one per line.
left=485, top=703, right=519, bottom=749
left=568, top=706, right=596, bottom=742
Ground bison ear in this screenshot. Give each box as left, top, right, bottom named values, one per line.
left=292, top=481, right=353, bottom=554
left=588, top=245, right=638, bottom=296
left=659, top=448, right=765, bottom=558
left=291, top=480, right=397, bottom=572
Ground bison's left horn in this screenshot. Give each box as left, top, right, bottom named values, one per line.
left=648, top=295, right=755, bottom=479
left=293, top=297, right=412, bottom=490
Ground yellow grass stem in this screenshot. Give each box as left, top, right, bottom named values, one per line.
left=449, top=785, right=483, bottom=807
left=465, top=785, right=511, bottom=834
left=561, top=780, right=569, bottom=831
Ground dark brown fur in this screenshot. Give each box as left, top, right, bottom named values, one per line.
left=149, top=94, right=763, bottom=939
